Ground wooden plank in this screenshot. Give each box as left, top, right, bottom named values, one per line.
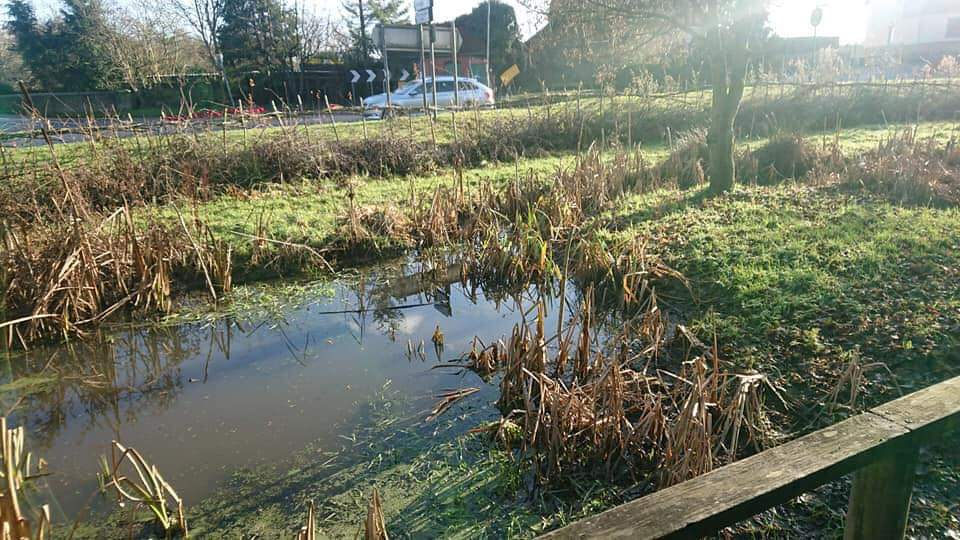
left=870, top=376, right=960, bottom=440
left=843, top=445, right=919, bottom=540
left=540, top=413, right=909, bottom=540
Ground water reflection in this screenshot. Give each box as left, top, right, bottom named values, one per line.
left=0, top=258, right=574, bottom=521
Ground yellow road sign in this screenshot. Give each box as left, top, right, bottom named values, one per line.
left=500, top=64, right=520, bottom=86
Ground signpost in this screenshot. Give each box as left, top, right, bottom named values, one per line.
left=419, top=24, right=429, bottom=113
left=380, top=26, right=392, bottom=109
left=414, top=0, right=432, bottom=25
left=429, top=25, right=438, bottom=115
left=413, top=0, right=437, bottom=116
left=451, top=21, right=459, bottom=107
left=376, top=21, right=460, bottom=116
left=811, top=7, right=823, bottom=69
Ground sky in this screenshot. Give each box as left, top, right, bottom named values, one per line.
left=315, top=0, right=873, bottom=44
left=28, top=0, right=874, bottom=46
left=766, top=0, right=871, bottom=45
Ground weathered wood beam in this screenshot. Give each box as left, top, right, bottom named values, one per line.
left=843, top=444, right=919, bottom=540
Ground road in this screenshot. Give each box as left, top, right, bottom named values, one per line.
left=0, top=111, right=366, bottom=147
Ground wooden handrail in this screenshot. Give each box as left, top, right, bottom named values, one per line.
left=540, top=376, right=960, bottom=540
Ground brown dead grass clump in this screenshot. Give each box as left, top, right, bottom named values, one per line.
left=346, top=205, right=415, bottom=249
left=848, top=131, right=960, bottom=206
left=0, top=208, right=230, bottom=347
left=655, top=130, right=824, bottom=189
left=334, top=138, right=437, bottom=178
left=657, top=129, right=709, bottom=189
left=741, top=133, right=823, bottom=185
left=484, top=279, right=784, bottom=488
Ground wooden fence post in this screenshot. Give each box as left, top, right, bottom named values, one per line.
left=843, top=444, right=919, bottom=540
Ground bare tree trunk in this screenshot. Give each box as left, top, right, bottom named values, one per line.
left=707, top=26, right=747, bottom=194
left=708, top=89, right=736, bottom=192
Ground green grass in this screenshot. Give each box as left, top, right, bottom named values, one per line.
left=602, top=183, right=960, bottom=402
left=147, top=150, right=585, bottom=269
left=594, top=181, right=960, bottom=536
left=157, top=119, right=955, bottom=275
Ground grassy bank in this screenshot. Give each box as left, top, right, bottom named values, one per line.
left=1, top=111, right=955, bottom=347
left=162, top=119, right=957, bottom=263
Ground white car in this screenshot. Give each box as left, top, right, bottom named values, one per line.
left=362, top=77, right=494, bottom=118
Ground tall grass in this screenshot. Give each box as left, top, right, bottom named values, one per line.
left=0, top=207, right=231, bottom=347
left=846, top=130, right=960, bottom=206
left=473, top=283, right=785, bottom=489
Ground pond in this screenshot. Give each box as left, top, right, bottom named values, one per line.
left=1, top=258, right=572, bottom=526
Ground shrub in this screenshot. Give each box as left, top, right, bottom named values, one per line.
left=657, top=128, right=709, bottom=189
left=741, top=134, right=823, bottom=185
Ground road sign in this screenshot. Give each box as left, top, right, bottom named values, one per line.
left=500, top=64, right=520, bottom=86
left=365, top=69, right=376, bottom=83
left=415, top=0, right=432, bottom=24
left=377, top=24, right=459, bottom=53
left=811, top=7, right=823, bottom=27
left=350, top=70, right=361, bottom=84
left=399, top=68, right=410, bottom=81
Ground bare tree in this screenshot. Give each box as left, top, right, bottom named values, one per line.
left=295, top=7, right=343, bottom=63
left=544, top=0, right=768, bottom=193
left=105, top=0, right=211, bottom=90
left=166, top=0, right=225, bottom=67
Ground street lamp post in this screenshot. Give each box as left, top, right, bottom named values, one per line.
left=485, top=0, right=492, bottom=88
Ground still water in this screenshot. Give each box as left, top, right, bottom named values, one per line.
left=1, top=260, right=569, bottom=522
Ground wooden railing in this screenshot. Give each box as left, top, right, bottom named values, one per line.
left=540, top=376, right=960, bottom=540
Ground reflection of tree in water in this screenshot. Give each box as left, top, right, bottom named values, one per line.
left=1, top=257, right=590, bottom=453
left=337, top=257, right=592, bottom=348
left=2, top=321, right=236, bottom=448
left=342, top=261, right=456, bottom=345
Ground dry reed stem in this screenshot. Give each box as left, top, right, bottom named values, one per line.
left=364, top=489, right=388, bottom=540
left=98, top=441, right=187, bottom=536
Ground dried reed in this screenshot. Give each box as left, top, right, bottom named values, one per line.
left=98, top=440, right=187, bottom=536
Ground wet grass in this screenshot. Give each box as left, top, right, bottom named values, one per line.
left=66, top=386, right=624, bottom=539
